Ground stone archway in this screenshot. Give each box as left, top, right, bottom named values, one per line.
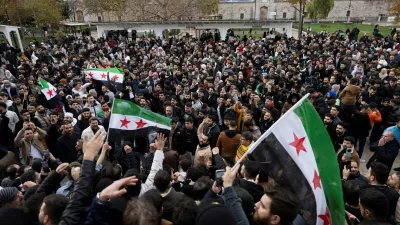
left=260, top=7, right=268, bottom=20
left=76, top=10, right=84, bottom=22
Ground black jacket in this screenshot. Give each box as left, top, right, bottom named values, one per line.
left=114, top=139, right=141, bottom=173
left=368, top=139, right=400, bottom=170
left=46, top=124, right=62, bottom=159
left=60, top=160, right=96, bottom=225
left=237, top=178, right=264, bottom=202
left=181, top=127, right=199, bottom=155
left=205, top=124, right=220, bottom=149
left=36, top=170, right=63, bottom=195
left=387, top=107, right=400, bottom=127
left=350, top=111, right=371, bottom=137
left=57, top=134, right=79, bottom=163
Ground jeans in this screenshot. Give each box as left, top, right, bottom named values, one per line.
left=354, top=136, right=367, bottom=158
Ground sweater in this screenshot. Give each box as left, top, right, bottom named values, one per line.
left=216, top=130, right=241, bottom=158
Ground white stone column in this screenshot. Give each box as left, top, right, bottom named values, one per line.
left=15, top=28, right=23, bottom=49
left=154, top=28, right=164, bottom=40
left=4, top=28, right=12, bottom=47
left=219, top=27, right=229, bottom=40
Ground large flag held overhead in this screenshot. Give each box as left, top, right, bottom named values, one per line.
left=109, top=99, right=171, bottom=134
left=239, top=94, right=344, bottom=225
left=84, top=68, right=124, bottom=83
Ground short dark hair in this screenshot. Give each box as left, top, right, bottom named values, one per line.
left=343, top=180, right=366, bottom=206
left=141, top=189, right=163, bottom=211
left=6, top=165, right=18, bottom=179
left=350, top=78, right=358, bottom=85
left=192, top=176, right=213, bottom=201
left=344, top=136, right=355, bottom=145
left=184, top=117, right=193, bottom=124
left=0, top=92, right=8, bottom=98
left=359, top=187, right=389, bottom=220
left=206, top=114, right=216, bottom=123
left=154, top=170, right=171, bottom=193
left=43, top=194, right=69, bottom=225
left=234, top=186, right=255, bottom=217
left=243, top=160, right=260, bottom=179
left=391, top=98, right=400, bottom=106
left=242, top=131, right=253, bottom=141
left=229, top=120, right=237, bottom=127
left=172, top=197, right=198, bottom=225
left=360, top=104, right=370, bottom=110
left=100, top=164, right=122, bottom=181
left=370, top=162, right=390, bottom=184
left=336, top=121, right=345, bottom=129
left=123, top=198, right=161, bottom=225
left=324, top=113, right=334, bottom=120
left=265, top=186, right=299, bottom=225
left=180, top=159, right=192, bottom=172
left=331, top=105, right=340, bottom=111
left=243, top=120, right=254, bottom=127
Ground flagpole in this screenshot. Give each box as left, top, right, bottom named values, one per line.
left=232, top=93, right=311, bottom=170
left=105, top=99, right=116, bottom=143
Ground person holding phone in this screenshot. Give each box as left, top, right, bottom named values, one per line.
left=337, top=136, right=360, bottom=177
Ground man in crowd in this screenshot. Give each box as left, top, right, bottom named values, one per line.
left=367, top=130, right=399, bottom=170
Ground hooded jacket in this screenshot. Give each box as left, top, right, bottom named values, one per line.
left=216, top=129, right=241, bottom=158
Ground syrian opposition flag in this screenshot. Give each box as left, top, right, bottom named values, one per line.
left=37, top=78, right=63, bottom=110
left=38, top=78, right=57, bottom=100
left=240, top=94, right=344, bottom=225
left=108, top=99, right=171, bottom=140
left=84, top=68, right=124, bottom=83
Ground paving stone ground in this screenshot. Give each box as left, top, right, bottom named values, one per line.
left=358, top=143, right=400, bottom=176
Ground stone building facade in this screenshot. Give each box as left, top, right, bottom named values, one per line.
left=71, top=0, right=390, bottom=23
left=218, top=0, right=389, bottom=22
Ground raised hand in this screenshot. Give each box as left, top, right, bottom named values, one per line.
left=99, top=176, right=139, bottom=201
left=83, top=130, right=105, bottom=161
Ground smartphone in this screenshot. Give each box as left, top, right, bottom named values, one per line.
left=345, top=148, right=352, bottom=170
left=41, top=161, right=50, bottom=173
left=215, top=169, right=226, bottom=187
left=43, top=150, right=50, bottom=160
left=345, top=148, right=352, bottom=161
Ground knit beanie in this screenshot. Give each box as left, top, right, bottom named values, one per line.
left=196, top=201, right=236, bottom=225
left=0, top=187, right=18, bottom=204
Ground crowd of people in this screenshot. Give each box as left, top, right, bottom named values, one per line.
left=0, top=25, right=400, bottom=225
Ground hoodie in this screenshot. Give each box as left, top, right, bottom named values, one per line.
left=216, top=129, right=241, bottom=158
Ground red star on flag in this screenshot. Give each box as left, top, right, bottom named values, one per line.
left=113, top=75, right=119, bottom=81
left=120, top=117, right=131, bottom=128
left=289, top=133, right=307, bottom=156
left=312, top=170, right=322, bottom=190
left=135, top=119, right=147, bottom=128
left=47, top=89, right=53, bottom=97
left=318, top=207, right=332, bottom=225
left=101, top=73, right=107, bottom=79
left=88, top=72, right=94, bottom=77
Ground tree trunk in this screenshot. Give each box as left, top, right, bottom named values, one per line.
left=298, top=2, right=303, bottom=39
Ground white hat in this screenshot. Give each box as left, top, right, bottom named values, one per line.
left=64, top=112, right=73, bottom=118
